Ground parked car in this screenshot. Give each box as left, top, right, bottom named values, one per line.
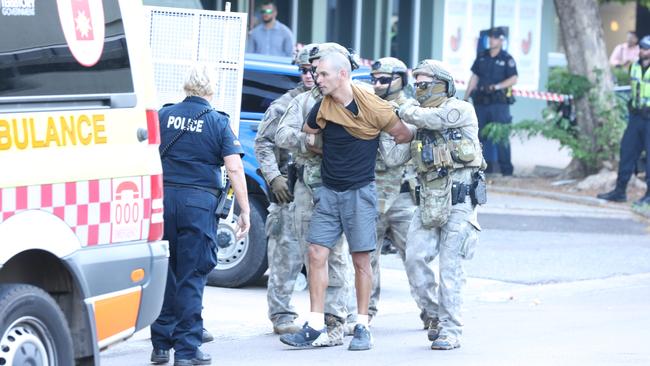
left=208, top=53, right=371, bottom=287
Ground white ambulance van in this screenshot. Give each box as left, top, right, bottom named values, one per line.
left=0, top=1, right=168, bottom=364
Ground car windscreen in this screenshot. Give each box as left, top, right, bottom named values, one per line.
left=0, top=0, right=134, bottom=98
left=241, top=69, right=300, bottom=114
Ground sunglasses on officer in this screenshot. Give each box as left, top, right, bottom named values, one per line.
left=299, top=67, right=311, bottom=75
left=414, top=80, right=443, bottom=90
left=371, top=76, right=396, bottom=85
left=260, top=8, right=273, bottom=14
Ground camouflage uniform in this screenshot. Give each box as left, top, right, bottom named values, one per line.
left=275, top=88, right=352, bottom=325
left=398, top=60, right=483, bottom=349
left=369, top=92, right=419, bottom=319
left=255, top=84, right=309, bottom=328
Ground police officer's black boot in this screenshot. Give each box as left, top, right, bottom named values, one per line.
left=597, top=187, right=626, bottom=202
left=634, top=193, right=650, bottom=206
left=201, top=328, right=214, bottom=343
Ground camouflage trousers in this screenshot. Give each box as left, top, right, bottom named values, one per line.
left=404, top=174, right=480, bottom=340
left=369, top=192, right=419, bottom=318
left=265, top=202, right=303, bottom=325
left=294, top=179, right=352, bottom=321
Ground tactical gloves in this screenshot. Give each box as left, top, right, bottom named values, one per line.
left=271, top=175, right=292, bottom=203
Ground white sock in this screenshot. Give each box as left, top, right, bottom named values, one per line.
left=357, top=314, right=369, bottom=327
left=308, top=312, right=325, bottom=330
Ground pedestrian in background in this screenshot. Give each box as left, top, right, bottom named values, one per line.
left=246, top=1, right=294, bottom=57
left=598, top=36, right=650, bottom=205
left=464, top=27, right=518, bottom=176
left=150, top=64, right=250, bottom=366
left=610, top=31, right=639, bottom=68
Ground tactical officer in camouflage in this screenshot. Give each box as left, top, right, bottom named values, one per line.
left=366, top=57, right=436, bottom=330
left=274, top=43, right=356, bottom=346
left=254, top=44, right=317, bottom=335
left=397, top=60, right=485, bottom=350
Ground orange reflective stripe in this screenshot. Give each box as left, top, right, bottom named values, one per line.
left=93, top=287, right=141, bottom=342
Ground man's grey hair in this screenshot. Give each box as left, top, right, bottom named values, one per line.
left=320, top=52, right=352, bottom=79
left=183, top=64, right=217, bottom=97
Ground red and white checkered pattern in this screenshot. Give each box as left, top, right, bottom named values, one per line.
left=0, top=176, right=153, bottom=247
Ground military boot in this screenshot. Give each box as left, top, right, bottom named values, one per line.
left=323, top=314, right=345, bottom=346
left=424, top=318, right=440, bottom=341
left=273, top=321, right=301, bottom=335
left=597, top=188, right=626, bottom=202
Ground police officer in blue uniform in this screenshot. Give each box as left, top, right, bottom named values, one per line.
left=150, top=64, right=250, bottom=366
left=598, top=36, right=650, bottom=205
left=464, top=27, right=518, bottom=176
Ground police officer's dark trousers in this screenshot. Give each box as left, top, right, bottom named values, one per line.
left=151, top=186, right=218, bottom=360
left=475, top=103, right=514, bottom=175
left=616, top=111, right=650, bottom=190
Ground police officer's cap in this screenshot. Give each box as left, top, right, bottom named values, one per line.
left=488, top=27, right=506, bottom=39
left=640, top=35, right=650, bottom=50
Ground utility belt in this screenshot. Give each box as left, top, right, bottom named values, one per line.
left=400, top=181, right=410, bottom=194
left=473, top=89, right=514, bottom=105
left=450, top=173, right=487, bottom=206
left=164, top=182, right=221, bottom=198
left=165, top=182, right=233, bottom=219
left=629, top=105, right=650, bottom=119
left=291, top=164, right=322, bottom=193
left=413, top=172, right=487, bottom=207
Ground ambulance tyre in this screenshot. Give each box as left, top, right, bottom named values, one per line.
left=208, top=196, right=268, bottom=288
left=0, top=284, right=74, bottom=366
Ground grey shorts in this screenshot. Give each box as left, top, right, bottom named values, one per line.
left=306, top=182, right=378, bottom=253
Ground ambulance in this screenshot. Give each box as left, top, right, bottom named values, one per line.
left=0, top=1, right=167, bottom=365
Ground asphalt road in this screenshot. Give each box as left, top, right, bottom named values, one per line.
left=101, top=193, right=650, bottom=366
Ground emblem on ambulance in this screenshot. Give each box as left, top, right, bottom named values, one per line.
left=56, top=0, right=105, bottom=67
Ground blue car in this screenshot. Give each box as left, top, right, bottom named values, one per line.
left=208, top=53, right=370, bottom=288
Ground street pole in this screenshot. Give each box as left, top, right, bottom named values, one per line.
left=490, top=0, right=495, bottom=28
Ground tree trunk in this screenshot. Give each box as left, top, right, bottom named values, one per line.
left=553, top=0, right=615, bottom=175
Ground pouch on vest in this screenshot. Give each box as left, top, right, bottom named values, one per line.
left=302, top=162, right=322, bottom=190
left=420, top=174, right=451, bottom=228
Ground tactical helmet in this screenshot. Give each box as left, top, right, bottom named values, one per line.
left=640, top=35, right=650, bottom=50
left=308, top=42, right=360, bottom=70
left=412, top=59, right=456, bottom=97
left=371, top=57, right=408, bottom=84
left=371, top=57, right=408, bottom=98
left=294, top=43, right=318, bottom=65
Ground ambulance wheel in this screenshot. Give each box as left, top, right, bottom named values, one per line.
left=208, top=195, right=268, bottom=288
left=0, top=284, right=74, bottom=366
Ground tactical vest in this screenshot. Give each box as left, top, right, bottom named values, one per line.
left=410, top=128, right=481, bottom=182
left=630, top=62, right=650, bottom=109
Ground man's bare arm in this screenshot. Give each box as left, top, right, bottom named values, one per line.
left=464, top=73, right=479, bottom=101
left=224, top=154, right=250, bottom=239
left=386, top=119, right=415, bottom=144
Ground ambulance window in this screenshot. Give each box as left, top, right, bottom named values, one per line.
left=0, top=1, right=133, bottom=98
left=241, top=70, right=300, bottom=113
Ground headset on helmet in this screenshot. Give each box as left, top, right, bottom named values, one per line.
left=308, top=42, right=359, bottom=70
left=371, top=57, right=408, bottom=87
left=293, top=43, right=318, bottom=65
